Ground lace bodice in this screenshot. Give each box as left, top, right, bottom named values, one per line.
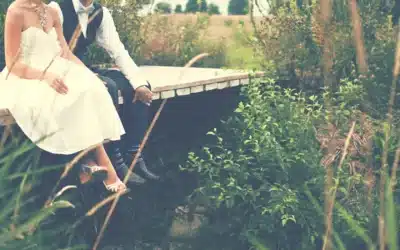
left=19, top=27, right=62, bottom=70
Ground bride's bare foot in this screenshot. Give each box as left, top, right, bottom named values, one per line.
left=103, top=174, right=118, bottom=186
left=94, top=145, right=127, bottom=192
left=80, top=164, right=108, bottom=184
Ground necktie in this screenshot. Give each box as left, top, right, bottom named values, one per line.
left=77, top=4, right=95, bottom=15
left=76, top=4, right=95, bottom=37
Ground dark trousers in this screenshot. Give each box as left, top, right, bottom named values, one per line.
left=94, top=69, right=150, bottom=154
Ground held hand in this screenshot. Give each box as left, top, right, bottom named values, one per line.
left=59, top=47, right=69, bottom=59
left=134, top=86, right=152, bottom=105
left=45, top=73, right=68, bottom=95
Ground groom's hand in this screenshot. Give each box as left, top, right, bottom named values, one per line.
left=134, top=86, right=152, bottom=105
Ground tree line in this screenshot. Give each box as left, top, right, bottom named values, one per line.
left=155, top=0, right=248, bottom=15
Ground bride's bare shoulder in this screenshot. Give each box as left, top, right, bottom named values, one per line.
left=47, top=5, right=61, bottom=24
left=5, top=2, right=24, bottom=20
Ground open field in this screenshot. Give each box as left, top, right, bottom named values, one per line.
left=141, top=13, right=264, bottom=40
left=138, top=13, right=265, bottom=69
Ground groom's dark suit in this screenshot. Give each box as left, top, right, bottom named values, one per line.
left=49, top=0, right=159, bottom=184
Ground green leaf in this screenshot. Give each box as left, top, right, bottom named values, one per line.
left=385, top=179, right=398, bottom=250
left=0, top=200, right=74, bottom=245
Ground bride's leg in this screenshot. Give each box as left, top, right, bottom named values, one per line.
left=94, top=144, right=126, bottom=189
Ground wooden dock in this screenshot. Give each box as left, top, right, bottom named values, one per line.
left=0, top=66, right=263, bottom=125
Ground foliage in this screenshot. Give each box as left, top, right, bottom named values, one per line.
left=255, top=0, right=397, bottom=118
left=2, top=0, right=400, bottom=249
left=0, top=129, right=81, bottom=249
left=228, top=0, right=249, bottom=15
left=224, top=22, right=265, bottom=71
left=207, top=3, right=221, bottom=15
left=155, top=1, right=172, bottom=14
left=181, top=76, right=400, bottom=249
left=175, top=4, right=184, bottom=13
left=139, top=14, right=226, bottom=67
left=183, top=79, right=324, bottom=249
left=185, top=0, right=208, bottom=13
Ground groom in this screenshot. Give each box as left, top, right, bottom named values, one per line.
left=49, top=0, right=160, bottom=184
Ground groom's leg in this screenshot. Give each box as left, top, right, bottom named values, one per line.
left=97, top=75, right=119, bottom=107
left=95, top=73, right=146, bottom=185
left=100, top=69, right=159, bottom=180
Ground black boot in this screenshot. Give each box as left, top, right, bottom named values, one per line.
left=109, top=144, right=146, bottom=185
left=116, top=163, right=146, bottom=185
left=125, top=150, right=160, bottom=180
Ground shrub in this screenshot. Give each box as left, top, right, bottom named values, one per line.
left=181, top=77, right=399, bottom=249
left=182, top=79, right=325, bottom=249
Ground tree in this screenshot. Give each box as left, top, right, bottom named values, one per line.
left=154, top=1, right=172, bottom=13
left=207, top=3, right=220, bottom=15
left=185, top=0, right=208, bottom=13
left=228, top=0, right=248, bottom=15
left=199, top=0, right=208, bottom=12
left=175, top=4, right=183, bottom=13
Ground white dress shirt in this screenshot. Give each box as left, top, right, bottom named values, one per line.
left=49, top=0, right=148, bottom=89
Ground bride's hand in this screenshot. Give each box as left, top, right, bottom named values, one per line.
left=59, top=47, right=69, bottom=58
left=44, top=73, right=69, bottom=94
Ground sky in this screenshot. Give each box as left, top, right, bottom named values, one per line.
left=139, top=0, right=270, bottom=16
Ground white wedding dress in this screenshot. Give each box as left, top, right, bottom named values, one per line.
left=0, top=27, right=125, bottom=154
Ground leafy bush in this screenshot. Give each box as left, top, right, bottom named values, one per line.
left=182, top=79, right=324, bottom=249
left=181, top=77, right=399, bottom=249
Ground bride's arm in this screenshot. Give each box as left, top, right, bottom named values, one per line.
left=50, top=8, right=85, bottom=66
left=4, top=7, right=53, bottom=80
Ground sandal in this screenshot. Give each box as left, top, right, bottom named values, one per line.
left=80, top=164, right=108, bottom=183
left=103, top=179, right=127, bottom=193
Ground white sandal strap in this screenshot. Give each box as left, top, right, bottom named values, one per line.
left=103, top=179, right=126, bottom=192
left=90, top=166, right=104, bottom=172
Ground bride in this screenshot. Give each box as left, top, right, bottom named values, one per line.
left=0, top=0, right=127, bottom=192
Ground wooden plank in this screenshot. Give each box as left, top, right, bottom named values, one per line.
left=0, top=109, right=9, bottom=117
left=161, top=90, right=175, bottom=99
left=176, top=87, right=191, bottom=96
left=190, top=85, right=204, bottom=93
left=153, top=73, right=252, bottom=92
left=152, top=92, right=161, bottom=100
left=240, top=78, right=250, bottom=85
left=230, top=79, right=240, bottom=87
left=217, top=81, right=229, bottom=89
left=140, top=66, right=264, bottom=93
left=205, top=83, right=218, bottom=91
left=0, top=109, right=14, bottom=125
